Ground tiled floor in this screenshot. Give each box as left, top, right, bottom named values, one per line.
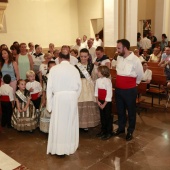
left=0, top=97, right=170, bottom=170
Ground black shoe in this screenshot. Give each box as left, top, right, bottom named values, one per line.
left=126, top=132, right=133, bottom=141
left=96, top=131, right=105, bottom=137
left=57, top=154, right=66, bottom=158
left=101, top=133, right=112, bottom=140
left=113, top=129, right=125, bottom=136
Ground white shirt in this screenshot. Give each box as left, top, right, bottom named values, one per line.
left=142, top=69, right=152, bottom=81
left=140, top=37, right=151, bottom=49
left=111, top=59, right=117, bottom=68
left=87, top=46, right=96, bottom=60
left=55, top=58, right=59, bottom=65
left=32, top=53, right=44, bottom=66
left=95, top=77, right=112, bottom=102
left=26, top=81, right=42, bottom=95
left=82, top=41, right=87, bottom=48
left=116, top=52, right=143, bottom=84
left=0, top=84, right=14, bottom=101
left=70, top=55, right=78, bottom=65
left=72, top=44, right=86, bottom=54
left=55, top=56, right=78, bottom=66
left=138, top=56, right=145, bottom=62
left=93, top=39, right=102, bottom=48
left=32, top=53, right=44, bottom=73
left=39, top=63, right=48, bottom=76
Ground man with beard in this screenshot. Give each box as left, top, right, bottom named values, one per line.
left=114, top=39, right=143, bottom=141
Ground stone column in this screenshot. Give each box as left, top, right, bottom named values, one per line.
left=104, top=0, right=119, bottom=47
left=103, top=0, right=119, bottom=57
left=125, top=0, right=138, bottom=47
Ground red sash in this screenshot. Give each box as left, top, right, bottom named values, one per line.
left=116, top=75, right=136, bottom=89
left=31, top=93, right=39, bottom=100
left=98, top=89, right=106, bottom=101
left=0, top=95, right=10, bottom=102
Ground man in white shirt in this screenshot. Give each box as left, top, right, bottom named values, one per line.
left=114, top=39, right=143, bottom=141
left=32, top=44, right=44, bottom=75
left=82, top=35, right=87, bottom=48
left=72, top=38, right=86, bottom=55
left=93, top=34, right=103, bottom=48
left=140, top=33, right=151, bottom=52
left=93, top=46, right=110, bottom=68
left=87, top=39, right=96, bottom=61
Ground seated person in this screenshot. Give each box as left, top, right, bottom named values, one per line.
left=141, top=61, right=152, bottom=89
left=149, top=48, right=160, bottom=62
left=134, top=49, right=145, bottom=62
left=142, top=49, right=150, bottom=61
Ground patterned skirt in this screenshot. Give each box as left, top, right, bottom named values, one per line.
left=78, top=79, right=100, bottom=128
left=11, top=103, right=38, bottom=131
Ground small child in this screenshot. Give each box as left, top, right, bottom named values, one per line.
left=95, top=65, right=113, bottom=140
left=11, top=79, right=38, bottom=131
left=40, top=61, right=56, bottom=133
left=0, top=74, right=14, bottom=128
left=26, top=70, right=42, bottom=114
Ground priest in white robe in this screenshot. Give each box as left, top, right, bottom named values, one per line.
left=46, top=50, right=82, bottom=156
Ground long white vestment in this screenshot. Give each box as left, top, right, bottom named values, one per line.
left=46, top=61, right=82, bottom=155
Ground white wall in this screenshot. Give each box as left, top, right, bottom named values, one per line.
left=0, top=0, right=79, bottom=48
left=77, top=0, right=103, bottom=39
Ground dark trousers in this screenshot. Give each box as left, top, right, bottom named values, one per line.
left=32, top=97, right=41, bottom=110
left=99, top=100, right=113, bottom=134
left=115, top=87, right=137, bottom=133
left=1, top=101, right=13, bottom=127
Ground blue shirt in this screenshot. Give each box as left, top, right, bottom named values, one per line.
left=1, top=63, right=16, bottom=81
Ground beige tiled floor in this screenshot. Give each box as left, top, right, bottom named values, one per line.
left=0, top=97, right=170, bottom=170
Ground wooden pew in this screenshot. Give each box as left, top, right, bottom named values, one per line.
left=136, top=82, right=148, bottom=114
left=147, top=74, right=167, bottom=106
left=147, top=62, right=159, bottom=67
left=148, top=67, right=165, bottom=75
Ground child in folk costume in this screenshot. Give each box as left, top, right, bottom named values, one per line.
left=26, top=70, right=42, bottom=115
left=11, top=79, right=38, bottom=131
left=95, top=65, right=113, bottom=140
left=40, top=61, right=56, bottom=133
left=0, top=74, right=14, bottom=128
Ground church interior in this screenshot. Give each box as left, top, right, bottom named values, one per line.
left=0, top=0, right=170, bottom=169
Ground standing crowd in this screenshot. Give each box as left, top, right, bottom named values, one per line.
left=2, top=34, right=161, bottom=157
